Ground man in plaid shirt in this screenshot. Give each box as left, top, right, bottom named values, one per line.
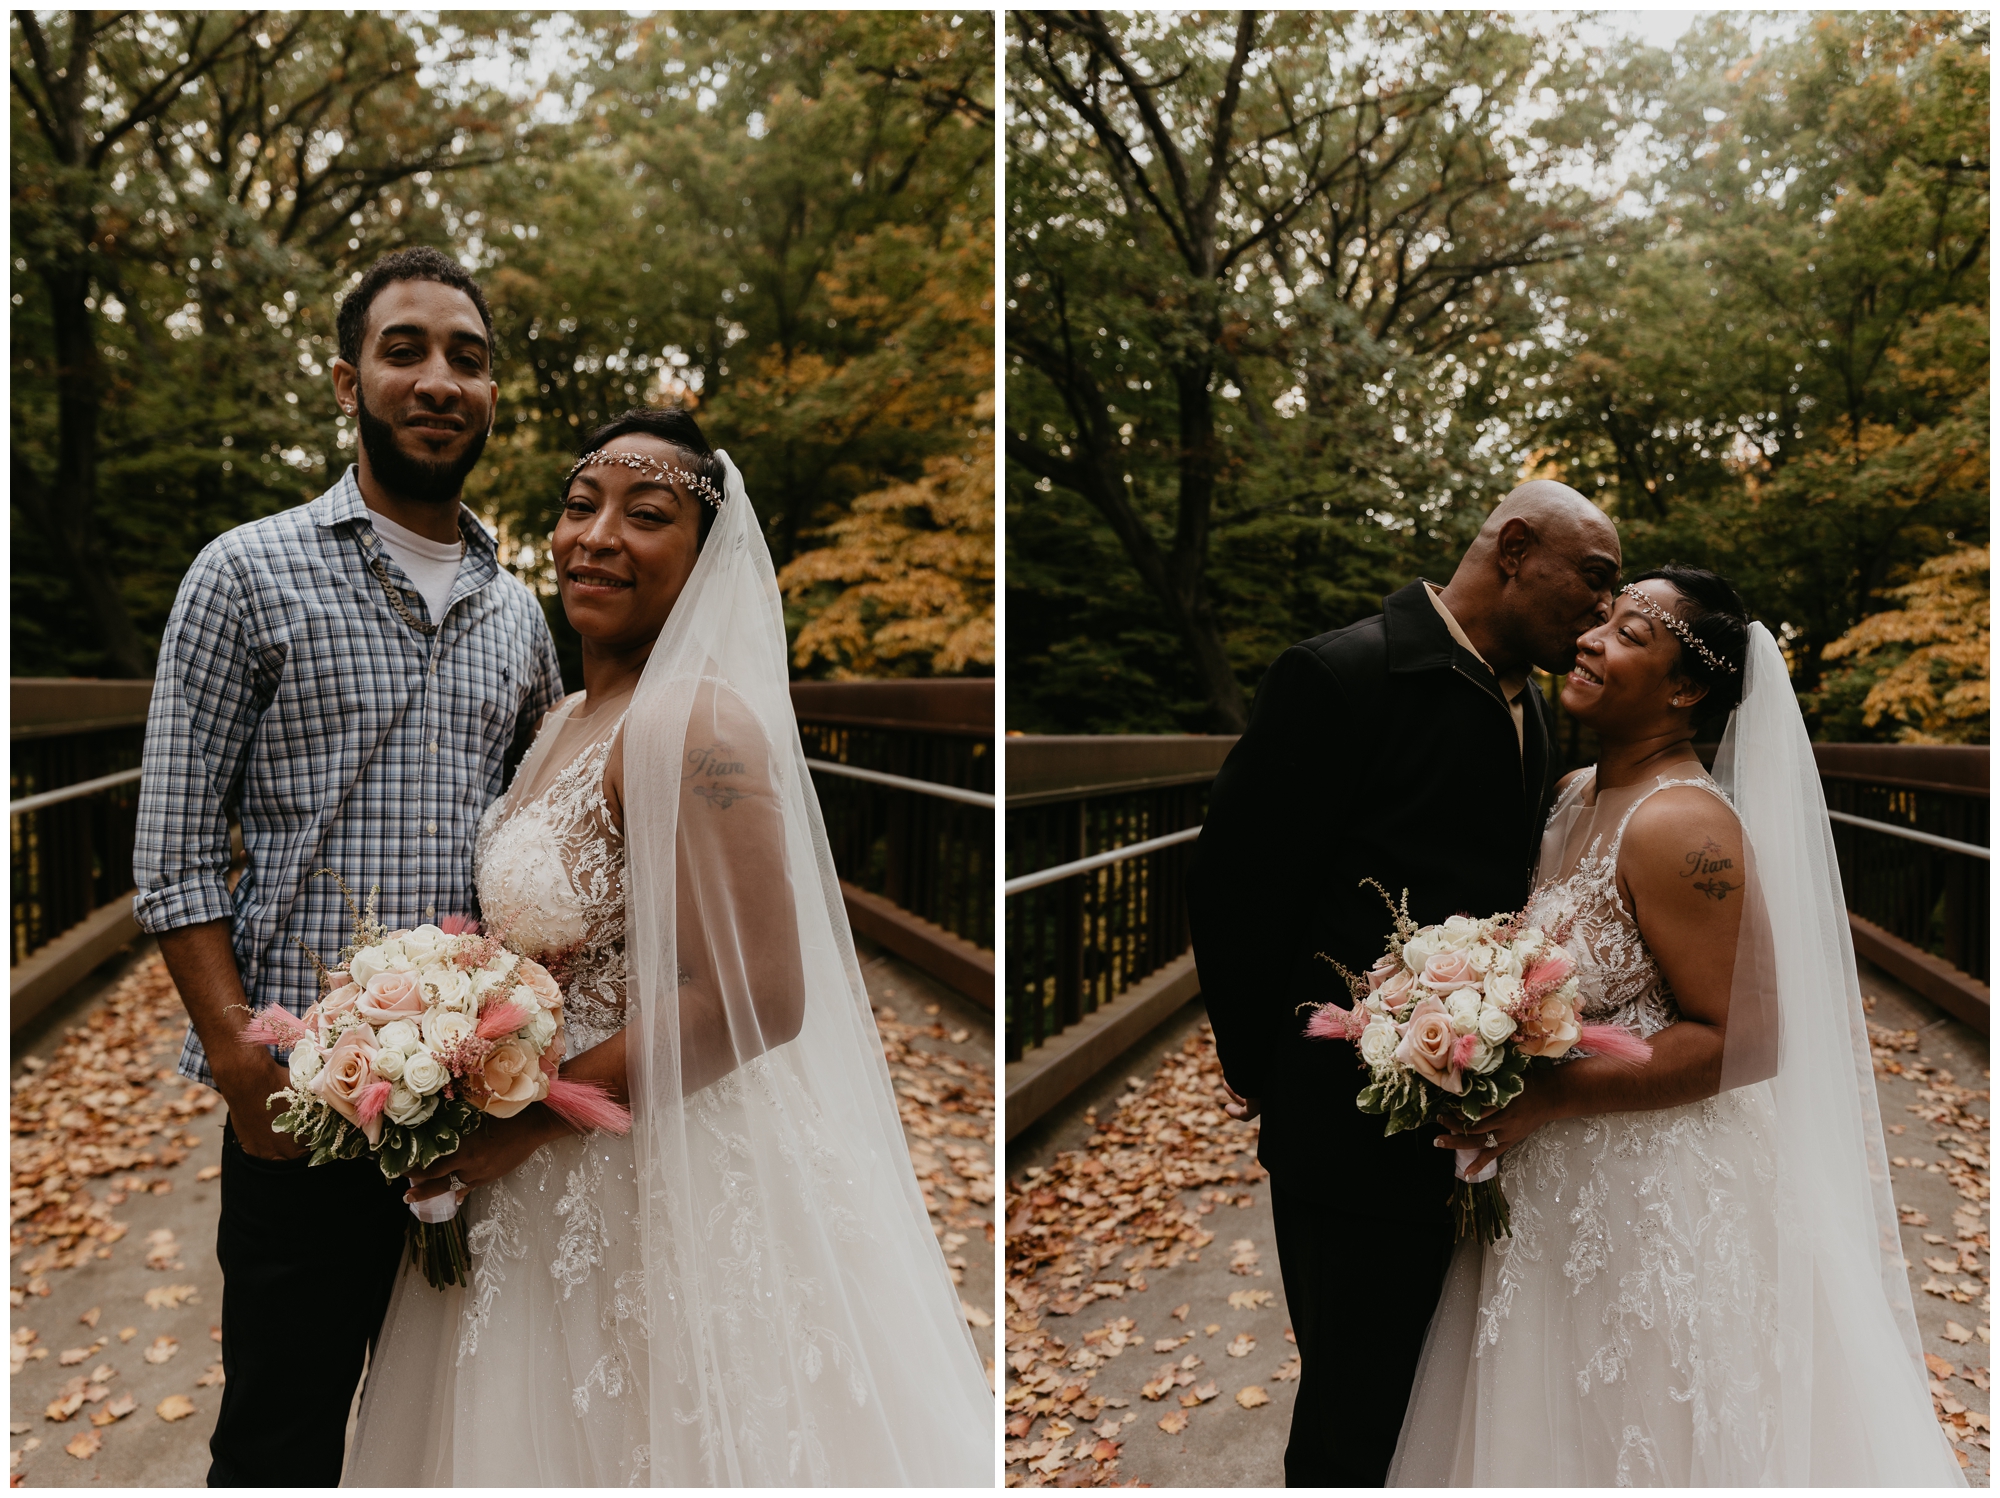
left=134, top=248, right=563, bottom=1485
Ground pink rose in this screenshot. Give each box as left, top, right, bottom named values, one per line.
left=476, top=1039, right=548, bottom=1119
left=319, top=981, right=363, bottom=1024
left=516, top=959, right=563, bottom=1011
left=1364, top=955, right=1400, bottom=993
left=1419, top=949, right=1481, bottom=994
left=1394, top=996, right=1465, bottom=1095
left=1518, top=995, right=1581, bottom=1058
left=356, top=968, right=426, bottom=1026
left=310, top=1025, right=383, bottom=1143
left=1376, top=967, right=1417, bottom=1009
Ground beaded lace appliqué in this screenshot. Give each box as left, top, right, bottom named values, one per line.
left=474, top=718, right=629, bottom=1057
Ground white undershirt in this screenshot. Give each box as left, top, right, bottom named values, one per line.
left=367, top=507, right=466, bottom=629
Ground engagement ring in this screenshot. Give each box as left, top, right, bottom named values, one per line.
left=448, top=1173, right=468, bottom=1195
left=1484, top=1132, right=1498, bottom=1149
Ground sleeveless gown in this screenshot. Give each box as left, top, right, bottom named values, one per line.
left=1389, top=770, right=1795, bottom=1485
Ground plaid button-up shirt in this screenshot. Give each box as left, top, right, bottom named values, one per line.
left=134, top=467, right=565, bottom=1084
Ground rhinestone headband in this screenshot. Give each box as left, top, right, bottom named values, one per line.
left=563, top=449, right=723, bottom=510
left=1620, top=584, right=1739, bottom=675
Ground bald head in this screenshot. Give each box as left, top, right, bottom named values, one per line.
left=1466, top=480, right=1619, bottom=559
left=1437, top=480, right=1622, bottom=677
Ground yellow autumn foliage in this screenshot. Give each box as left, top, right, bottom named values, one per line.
left=777, top=429, right=995, bottom=677
left=1822, top=545, right=1989, bottom=743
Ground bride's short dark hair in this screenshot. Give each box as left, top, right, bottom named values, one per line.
left=574, top=407, right=727, bottom=549
left=1631, top=564, right=1751, bottom=714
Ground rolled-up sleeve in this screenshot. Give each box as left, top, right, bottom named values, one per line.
left=133, top=546, right=261, bottom=934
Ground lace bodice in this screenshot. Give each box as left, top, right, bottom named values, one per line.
left=1523, top=771, right=1733, bottom=1041
left=473, top=709, right=628, bottom=1058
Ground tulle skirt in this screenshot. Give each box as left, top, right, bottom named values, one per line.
left=344, top=1126, right=653, bottom=1486
left=344, top=1056, right=993, bottom=1487
left=1389, top=1084, right=1956, bottom=1486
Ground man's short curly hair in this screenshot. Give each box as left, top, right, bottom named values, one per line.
left=335, top=247, right=494, bottom=369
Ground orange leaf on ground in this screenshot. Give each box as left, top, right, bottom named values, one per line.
left=1943, top=1322, right=1973, bottom=1344
left=196, top=1166, right=222, bottom=1182
left=1235, top=1386, right=1271, bottom=1409
left=196, top=1363, right=225, bottom=1388
left=141, top=1336, right=178, bottom=1365
left=155, top=1396, right=196, bottom=1423
left=1156, top=1411, right=1188, bottom=1435
left=62, top=1430, right=100, bottom=1460
left=77, top=1308, right=99, bottom=1329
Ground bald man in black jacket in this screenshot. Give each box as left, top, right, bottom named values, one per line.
left=1187, top=483, right=1620, bottom=1486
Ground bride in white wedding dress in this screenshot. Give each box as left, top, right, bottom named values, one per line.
left=1390, top=569, right=1963, bottom=1487
left=343, top=410, right=992, bottom=1486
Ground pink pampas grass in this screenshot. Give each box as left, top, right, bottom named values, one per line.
left=544, top=1077, right=634, bottom=1136
left=475, top=1001, right=530, bottom=1040
left=1450, top=1033, right=1479, bottom=1070
left=1304, top=1001, right=1370, bottom=1043
left=239, top=1004, right=311, bottom=1049
left=1574, top=1024, right=1653, bottom=1065
left=438, top=913, right=481, bottom=935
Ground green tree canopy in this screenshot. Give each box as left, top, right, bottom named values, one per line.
left=11, top=10, right=994, bottom=683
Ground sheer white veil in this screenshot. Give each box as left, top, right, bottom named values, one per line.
left=618, top=451, right=991, bottom=1484
left=1711, top=622, right=1963, bottom=1483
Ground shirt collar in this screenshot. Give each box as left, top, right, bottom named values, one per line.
left=1425, top=581, right=1527, bottom=702
left=309, top=465, right=497, bottom=559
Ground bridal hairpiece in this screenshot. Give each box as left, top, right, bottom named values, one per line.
left=1620, top=584, right=1739, bottom=674
left=564, top=448, right=724, bottom=510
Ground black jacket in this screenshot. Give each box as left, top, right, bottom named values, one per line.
left=1188, top=580, right=1555, bottom=1208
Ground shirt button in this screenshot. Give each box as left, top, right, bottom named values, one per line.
left=427, top=741, right=438, bottom=753
left=426, top=820, right=437, bottom=835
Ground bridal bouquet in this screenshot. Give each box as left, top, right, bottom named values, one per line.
left=238, top=876, right=630, bottom=1288
left=1304, top=881, right=1650, bottom=1244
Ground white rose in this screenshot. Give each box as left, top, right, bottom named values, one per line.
left=427, top=966, right=474, bottom=1012
left=1359, top=1015, right=1400, bottom=1070
left=422, top=1009, right=475, bottom=1052
left=348, top=946, right=388, bottom=987
left=1468, top=1037, right=1505, bottom=1074
left=371, top=1047, right=406, bottom=1082
left=402, top=1051, right=447, bottom=1096
left=375, top=1019, right=422, bottom=1055
left=1400, top=933, right=1440, bottom=973
left=1485, top=973, right=1525, bottom=1012
left=1465, top=943, right=1495, bottom=973
left=1511, top=929, right=1545, bottom=964
left=401, top=924, right=446, bottom=961
left=526, top=1006, right=558, bottom=1054
left=1445, top=990, right=1482, bottom=1035
left=1476, top=1005, right=1518, bottom=1045
left=1438, top=915, right=1482, bottom=951
left=288, top=1039, right=323, bottom=1087
left=384, top=1083, right=437, bottom=1128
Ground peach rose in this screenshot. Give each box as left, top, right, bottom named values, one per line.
left=1394, top=996, right=1464, bottom=1094
left=476, top=1039, right=548, bottom=1119
left=1518, top=995, right=1581, bottom=1058
left=319, top=980, right=364, bottom=1024
left=356, top=968, right=426, bottom=1026
left=517, top=959, right=563, bottom=1011
left=1364, top=955, right=1400, bottom=993
left=310, top=1025, right=383, bottom=1144
left=1376, top=967, right=1418, bottom=1009
left=1419, top=949, right=1481, bottom=995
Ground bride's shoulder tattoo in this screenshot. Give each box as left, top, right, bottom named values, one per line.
left=686, top=742, right=748, bottom=810
left=1681, top=837, right=1739, bottom=901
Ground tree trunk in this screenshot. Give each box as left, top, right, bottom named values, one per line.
left=32, top=258, right=152, bottom=678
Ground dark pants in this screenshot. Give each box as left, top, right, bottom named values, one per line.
left=1269, top=1173, right=1454, bottom=1487
left=208, top=1117, right=408, bottom=1487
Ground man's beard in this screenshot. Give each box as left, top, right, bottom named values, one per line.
left=355, top=387, right=488, bottom=506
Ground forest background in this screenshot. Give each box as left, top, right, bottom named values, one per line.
left=1006, top=11, right=1988, bottom=749
left=12, top=9, right=995, bottom=689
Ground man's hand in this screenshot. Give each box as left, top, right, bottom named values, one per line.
left=1221, top=1080, right=1262, bottom=1122
left=405, top=1108, right=564, bottom=1204
left=214, top=1053, right=308, bottom=1161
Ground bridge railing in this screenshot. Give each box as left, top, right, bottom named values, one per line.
left=1003, top=734, right=1989, bottom=1132
left=11, top=676, right=996, bottom=1031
